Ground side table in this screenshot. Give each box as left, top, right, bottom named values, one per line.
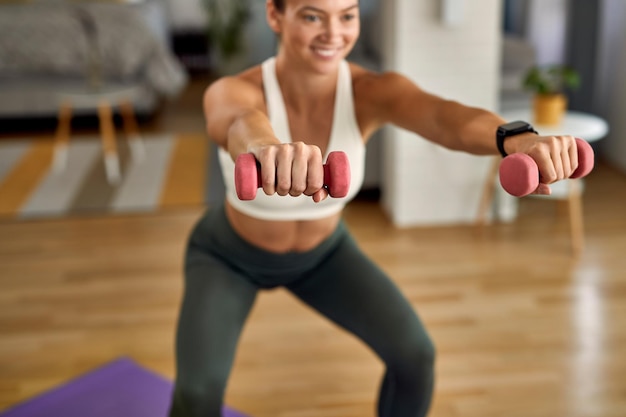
left=53, top=84, right=146, bottom=185
left=477, top=110, right=609, bottom=254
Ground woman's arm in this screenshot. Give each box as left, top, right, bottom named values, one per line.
left=203, top=75, right=327, bottom=200
left=364, top=71, right=579, bottom=192
left=203, top=76, right=278, bottom=160
left=364, top=71, right=507, bottom=153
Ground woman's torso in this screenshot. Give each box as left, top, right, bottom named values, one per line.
left=223, top=60, right=379, bottom=253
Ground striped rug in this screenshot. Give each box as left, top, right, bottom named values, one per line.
left=0, top=133, right=208, bottom=219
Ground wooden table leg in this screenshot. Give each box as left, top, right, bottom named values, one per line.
left=98, top=100, right=121, bottom=185
left=53, top=101, right=73, bottom=173
left=476, top=156, right=500, bottom=226
left=120, top=100, right=145, bottom=162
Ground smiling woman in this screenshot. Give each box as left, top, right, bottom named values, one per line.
left=168, top=1, right=591, bottom=416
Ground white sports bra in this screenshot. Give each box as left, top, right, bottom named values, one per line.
left=218, top=57, right=365, bottom=221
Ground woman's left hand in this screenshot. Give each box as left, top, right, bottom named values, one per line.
left=504, top=133, right=579, bottom=195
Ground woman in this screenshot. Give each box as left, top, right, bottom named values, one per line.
left=169, top=1, right=580, bottom=416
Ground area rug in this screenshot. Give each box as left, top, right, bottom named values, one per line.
left=0, top=133, right=210, bottom=219
left=0, top=357, right=250, bottom=417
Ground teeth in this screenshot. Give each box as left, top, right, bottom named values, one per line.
left=314, top=48, right=337, bottom=57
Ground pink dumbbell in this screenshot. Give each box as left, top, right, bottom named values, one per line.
left=499, top=138, right=594, bottom=197
left=234, top=151, right=351, bottom=201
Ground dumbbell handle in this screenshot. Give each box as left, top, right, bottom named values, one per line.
left=499, top=137, right=594, bottom=197
left=234, top=151, right=351, bottom=201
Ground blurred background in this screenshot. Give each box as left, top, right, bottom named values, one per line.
left=0, top=1, right=625, bottom=417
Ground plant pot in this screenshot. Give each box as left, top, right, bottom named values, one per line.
left=533, top=93, right=567, bottom=126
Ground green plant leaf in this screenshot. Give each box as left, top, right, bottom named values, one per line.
left=522, top=64, right=581, bottom=94
left=202, top=0, right=250, bottom=59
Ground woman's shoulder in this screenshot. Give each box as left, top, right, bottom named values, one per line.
left=347, top=62, right=424, bottom=135
left=211, top=65, right=263, bottom=92
left=348, top=62, right=410, bottom=95
left=235, top=65, right=264, bottom=88
left=348, top=63, right=416, bottom=114
left=204, top=65, right=265, bottom=105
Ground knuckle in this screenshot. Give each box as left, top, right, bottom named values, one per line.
left=290, top=184, right=306, bottom=196
left=547, top=136, right=560, bottom=150
left=276, top=176, right=290, bottom=188
left=256, top=149, right=271, bottom=165
left=544, top=172, right=557, bottom=183
left=311, top=147, right=323, bottom=163
left=277, top=143, right=292, bottom=157
left=276, top=178, right=290, bottom=193
left=292, top=141, right=306, bottom=152
left=261, top=174, right=274, bottom=187
left=294, top=142, right=322, bottom=159
left=311, top=144, right=322, bottom=157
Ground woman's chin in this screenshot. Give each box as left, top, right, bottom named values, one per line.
left=306, top=53, right=344, bottom=73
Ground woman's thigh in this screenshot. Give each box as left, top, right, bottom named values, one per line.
left=175, top=246, right=259, bottom=386
left=285, top=233, right=434, bottom=363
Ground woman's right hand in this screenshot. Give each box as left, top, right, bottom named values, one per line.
left=247, top=142, right=329, bottom=202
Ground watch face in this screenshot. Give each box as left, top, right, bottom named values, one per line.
left=503, top=120, right=531, bottom=132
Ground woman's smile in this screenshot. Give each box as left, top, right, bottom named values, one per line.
left=311, top=45, right=343, bottom=59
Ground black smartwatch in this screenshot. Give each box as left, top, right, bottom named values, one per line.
left=496, top=120, right=538, bottom=157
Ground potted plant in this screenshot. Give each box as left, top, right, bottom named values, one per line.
left=522, top=64, right=580, bottom=126
left=201, top=0, right=250, bottom=75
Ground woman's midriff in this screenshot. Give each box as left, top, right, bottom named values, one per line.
left=225, top=201, right=342, bottom=254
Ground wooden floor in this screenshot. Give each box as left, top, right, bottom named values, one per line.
left=1, top=77, right=626, bottom=416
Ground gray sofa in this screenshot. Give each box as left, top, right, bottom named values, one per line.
left=0, top=1, right=188, bottom=119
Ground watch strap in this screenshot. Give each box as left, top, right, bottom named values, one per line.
left=496, top=122, right=537, bottom=158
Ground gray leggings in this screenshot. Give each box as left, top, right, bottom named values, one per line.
left=169, top=204, right=435, bottom=417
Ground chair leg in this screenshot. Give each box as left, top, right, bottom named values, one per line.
left=53, top=101, right=73, bottom=173
left=120, top=100, right=145, bottom=162
left=98, top=100, right=121, bottom=185
left=568, top=179, right=584, bottom=255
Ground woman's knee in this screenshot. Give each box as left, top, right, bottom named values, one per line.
left=387, top=330, right=436, bottom=377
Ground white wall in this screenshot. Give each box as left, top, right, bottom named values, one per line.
left=380, top=0, right=503, bottom=226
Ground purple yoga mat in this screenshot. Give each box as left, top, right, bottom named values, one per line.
left=0, top=357, right=250, bottom=417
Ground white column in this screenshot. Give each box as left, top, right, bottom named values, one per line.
left=380, top=0, right=504, bottom=226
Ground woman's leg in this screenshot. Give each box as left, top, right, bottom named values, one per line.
left=285, top=232, right=436, bottom=417
left=169, top=243, right=259, bottom=417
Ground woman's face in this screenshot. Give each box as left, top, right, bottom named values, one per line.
left=267, top=0, right=360, bottom=74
